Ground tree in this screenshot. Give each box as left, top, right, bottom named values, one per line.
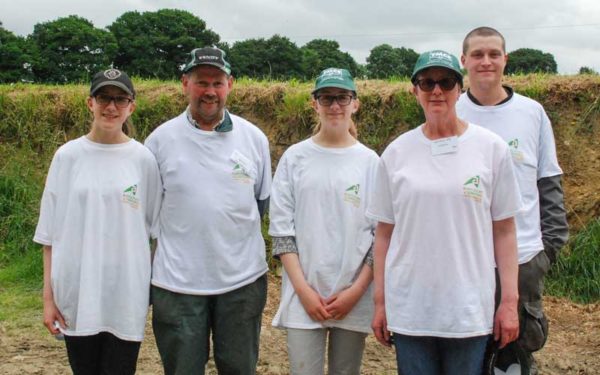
left=506, top=48, right=557, bottom=74
left=229, top=35, right=303, bottom=79
left=579, top=66, right=598, bottom=75
left=366, top=44, right=419, bottom=79
left=0, top=22, right=35, bottom=82
left=300, top=39, right=359, bottom=79
left=29, top=16, right=117, bottom=83
left=109, top=9, right=219, bottom=79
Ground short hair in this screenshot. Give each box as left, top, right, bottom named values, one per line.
left=462, top=27, right=506, bottom=54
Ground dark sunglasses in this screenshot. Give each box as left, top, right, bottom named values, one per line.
left=315, top=94, right=354, bottom=106
left=94, top=94, right=133, bottom=108
left=416, top=76, right=459, bottom=92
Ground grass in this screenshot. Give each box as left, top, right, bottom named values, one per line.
left=546, top=218, right=600, bottom=303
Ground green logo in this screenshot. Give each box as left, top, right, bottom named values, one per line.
left=508, top=139, right=519, bottom=149
left=232, top=163, right=252, bottom=183
left=464, top=176, right=480, bottom=188
left=345, top=184, right=360, bottom=195
left=123, top=184, right=137, bottom=196
left=122, top=184, right=139, bottom=209
left=463, top=175, right=483, bottom=203
left=343, top=184, right=361, bottom=207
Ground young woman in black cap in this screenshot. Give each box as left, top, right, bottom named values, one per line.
left=34, top=69, right=162, bottom=374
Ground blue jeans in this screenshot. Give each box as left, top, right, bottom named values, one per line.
left=393, top=333, right=488, bottom=375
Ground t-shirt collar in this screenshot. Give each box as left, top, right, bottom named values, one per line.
left=185, top=106, right=233, bottom=132
left=467, top=85, right=514, bottom=106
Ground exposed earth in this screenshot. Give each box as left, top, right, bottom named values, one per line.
left=1, top=274, right=598, bottom=374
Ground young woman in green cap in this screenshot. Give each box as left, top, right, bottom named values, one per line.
left=35, top=69, right=162, bottom=374
left=367, top=51, right=521, bottom=375
left=269, top=68, right=378, bottom=375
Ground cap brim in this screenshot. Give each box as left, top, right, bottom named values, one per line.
left=185, top=62, right=231, bottom=75
left=91, top=81, right=134, bottom=97
left=312, top=83, right=356, bottom=94
left=411, top=64, right=463, bottom=83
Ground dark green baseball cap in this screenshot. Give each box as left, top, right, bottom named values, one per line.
left=312, top=68, right=356, bottom=94
left=183, top=47, right=231, bottom=75
left=411, top=50, right=463, bottom=84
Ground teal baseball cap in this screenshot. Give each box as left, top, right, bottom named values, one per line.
left=312, top=68, right=356, bottom=94
left=411, top=50, right=463, bottom=84
left=182, top=46, right=231, bottom=75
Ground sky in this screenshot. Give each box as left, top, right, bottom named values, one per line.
left=2, top=0, right=600, bottom=74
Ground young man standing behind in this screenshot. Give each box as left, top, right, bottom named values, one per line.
left=457, top=26, right=568, bottom=374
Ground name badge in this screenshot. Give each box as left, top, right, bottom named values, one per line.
left=431, top=136, right=458, bottom=156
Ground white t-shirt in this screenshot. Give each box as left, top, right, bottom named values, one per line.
left=145, top=111, right=271, bottom=295
left=270, top=138, right=378, bottom=333
left=34, top=136, right=162, bottom=341
left=457, top=92, right=563, bottom=263
left=366, top=124, right=522, bottom=338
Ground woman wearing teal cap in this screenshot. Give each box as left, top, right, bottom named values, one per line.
left=269, top=68, right=378, bottom=374
left=367, top=51, right=521, bottom=375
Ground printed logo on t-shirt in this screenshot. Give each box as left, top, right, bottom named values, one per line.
left=463, top=176, right=483, bottom=202
left=508, top=138, right=524, bottom=162
left=122, top=184, right=140, bottom=209
left=232, top=163, right=253, bottom=184
left=343, top=184, right=361, bottom=207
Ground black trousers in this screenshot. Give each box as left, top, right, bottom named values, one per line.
left=64, top=332, right=141, bottom=375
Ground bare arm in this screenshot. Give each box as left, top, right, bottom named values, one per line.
left=279, top=252, right=331, bottom=322
left=42, top=245, right=66, bottom=334
left=324, top=262, right=373, bottom=320
left=371, top=222, right=394, bottom=347
left=493, top=217, right=519, bottom=348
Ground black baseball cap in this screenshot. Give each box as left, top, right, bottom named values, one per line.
left=182, top=47, right=231, bottom=75
left=90, top=69, right=135, bottom=98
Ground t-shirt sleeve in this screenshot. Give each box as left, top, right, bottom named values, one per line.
left=268, top=153, right=296, bottom=237
left=33, top=151, right=61, bottom=246
left=255, top=134, right=272, bottom=201
left=144, top=153, right=163, bottom=240
left=366, top=158, right=395, bottom=224
left=537, top=109, right=563, bottom=179
left=491, top=143, right=523, bottom=221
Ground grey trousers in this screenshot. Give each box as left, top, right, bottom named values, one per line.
left=286, top=327, right=368, bottom=375
left=152, top=274, right=268, bottom=375
left=495, top=250, right=551, bottom=373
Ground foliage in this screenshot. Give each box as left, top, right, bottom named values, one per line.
left=109, top=9, right=219, bottom=80
left=228, top=35, right=304, bottom=79
left=300, top=39, right=360, bottom=79
left=29, top=16, right=117, bottom=83
left=579, top=66, right=598, bottom=75
left=546, top=218, right=600, bottom=303
left=0, top=145, right=47, bottom=282
left=0, top=23, right=35, bottom=83
left=506, top=48, right=557, bottom=74
left=366, top=44, right=419, bottom=79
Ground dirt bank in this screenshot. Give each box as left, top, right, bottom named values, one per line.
left=1, top=275, right=598, bottom=374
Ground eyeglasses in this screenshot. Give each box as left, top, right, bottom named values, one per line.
left=416, top=77, right=459, bottom=92
left=315, top=94, right=354, bottom=106
left=94, top=94, right=133, bottom=108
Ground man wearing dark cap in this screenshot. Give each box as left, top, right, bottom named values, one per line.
left=145, top=47, right=271, bottom=375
